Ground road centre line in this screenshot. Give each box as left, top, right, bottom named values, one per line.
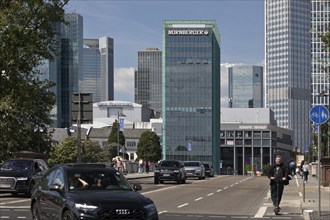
left=142, top=185, right=178, bottom=195
left=207, top=193, right=214, bottom=196
left=223, top=186, right=228, bottom=190
left=177, top=203, right=189, bottom=208
left=195, top=197, right=203, bottom=201
left=217, top=189, right=222, bottom=192
left=158, top=211, right=168, bottom=215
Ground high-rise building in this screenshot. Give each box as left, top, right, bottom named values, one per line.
left=311, top=1, right=330, bottom=106
left=82, top=37, right=114, bottom=102
left=265, top=0, right=311, bottom=152
left=135, top=48, right=162, bottom=113
left=49, top=13, right=83, bottom=128
left=228, top=65, right=264, bottom=108
left=162, top=20, right=221, bottom=173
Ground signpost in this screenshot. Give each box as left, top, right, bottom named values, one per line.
left=309, top=105, right=329, bottom=218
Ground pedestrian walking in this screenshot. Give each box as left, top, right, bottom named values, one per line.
left=138, top=159, right=144, bottom=173
left=267, top=155, right=288, bottom=215
left=145, top=161, right=150, bottom=174
left=302, top=161, right=309, bottom=183
left=288, top=160, right=296, bottom=176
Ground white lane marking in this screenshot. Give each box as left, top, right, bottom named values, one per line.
left=17, top=217, right=27, bottom=219
left=142, top=185, right=178, bottom=195
left=0, top=217, right=10, bottom=219
left=254, top=206, right=267, bottom=218
left=230, top=184, right=234, bottom=187
left=223, top=187, right=228, bottom=190
left=158, top=211, right=168, bottom=215
left=209, top=216, right=226, bottom=218
left=0, top=199, right=30, bottom=205
left=217, top=189, right=222, bottom=192
left=195, top=197, right=203, bottom=201
left=299, top=192, right=303, bottom=197
left=295, top=175, right=300, bottom=187
left=207, top=193, right=214, bottom=196
left=177, top=203, right=189, bottom=208
left=0, top=206, right=30, bottom=209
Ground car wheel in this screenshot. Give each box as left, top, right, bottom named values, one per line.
left=62, top=210, right=76, bottom=220
left=154, top=179, right=159, bottom=184
left=31, top=202, right=41, bottom=220
left=199, top=176, right=202, bottom=180
left=27, top=181, right=35, bottom=197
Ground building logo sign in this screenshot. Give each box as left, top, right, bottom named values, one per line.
left=168, top=29, right=209, bottom=36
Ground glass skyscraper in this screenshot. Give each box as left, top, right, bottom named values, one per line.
left=228, top=65, right=264, bottom=108
left=82, top=37, right=114, bottom=102
left=162, top=20, right=220, bottom=173
left=265, top=0, right=311, bottom=152
left=135, top=48, right=162, bottom=113
left=311, top=1, right=330, bottom=106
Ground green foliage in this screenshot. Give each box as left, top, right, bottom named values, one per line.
left=48, top=136, right=77, bottom=164
left=48, top=137, right=107, bottom=164
left=108, top=120, right=125, bottom=148
left=136, top=131, right=161, bottom=162
left=0, top=0, right=68, bottom=161
left=103, top=144, right=118, bottom=163
left=262, top=163, right=270, bottom=176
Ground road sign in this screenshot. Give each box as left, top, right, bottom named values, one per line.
left=310, top=105, right=329, bottom=124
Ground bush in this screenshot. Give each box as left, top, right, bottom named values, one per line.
left=262, top=163, right=270, bottom=176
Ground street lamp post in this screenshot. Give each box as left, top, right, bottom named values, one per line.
left=319, top=91, right=330, bottom=157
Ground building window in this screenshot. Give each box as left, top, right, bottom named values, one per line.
left=220, top=131, right=225, bottom=137
left=235, top=139, right=243, bottom=145
left=226, top=131, right=235, bottom=137
left=236, top=131, right=243, bottom=137
left=226, top=140, right=234, bottom=145
left=244, top=139, right=252, bottom=145
left=253, top=131, right=262, bottom=137
left=262, top=131, right=270, bottom=138
left=244, top=131, right=252, bottom=137
left=130, top=153, right=135, bottom=161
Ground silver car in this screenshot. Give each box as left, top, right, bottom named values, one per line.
left=183, top=161, right=206, bottom=180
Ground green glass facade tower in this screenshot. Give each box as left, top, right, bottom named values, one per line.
left=162, top=20, right=221, bottom=173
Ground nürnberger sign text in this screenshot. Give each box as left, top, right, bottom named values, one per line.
left=168, top=29, right=209, bottom=36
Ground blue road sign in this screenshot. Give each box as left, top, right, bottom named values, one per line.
left=310, top=105, right=329, bottom=124
left=188, top=142, right=192, bottom=151
left=119, top=118, right=124, bottom=131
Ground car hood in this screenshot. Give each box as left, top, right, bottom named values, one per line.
left=0, top=170, right=30, bottom=177
left=185, top=166, right=201, bottom=170
left=66, top=190, right=152, bottom=207
left=156, top=167, right=181, bottom=170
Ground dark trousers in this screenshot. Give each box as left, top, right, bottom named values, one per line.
left=270, top=183, right=284, bottom=207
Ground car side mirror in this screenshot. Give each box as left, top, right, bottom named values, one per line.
left=49, top=184, right=62, bottom=192
left=131, top=183, right=142, bottom=191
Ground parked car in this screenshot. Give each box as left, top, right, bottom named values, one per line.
left=0, top=158, right=48, bottom=196
left=183, top=161, right=206, bottom=180
left=154, top=160, right=186, bottom=184
left=31, top=163, right=158, bottom=220
left=203, top=163, right=214, bottom=177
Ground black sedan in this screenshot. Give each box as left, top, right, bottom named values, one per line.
left=31, top=163, right=158, bottom=220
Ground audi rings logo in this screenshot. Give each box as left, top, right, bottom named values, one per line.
left=116, top=209, right=130, bottom=215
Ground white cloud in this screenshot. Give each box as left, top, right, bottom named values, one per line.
left=114, top=67, right=135, bottom=102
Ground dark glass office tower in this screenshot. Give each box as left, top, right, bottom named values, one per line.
left=162, top=20, right=221, bottom=173
left=228, top=65, right=264, bottom=108
left=135, top=48, right=162, bottom=113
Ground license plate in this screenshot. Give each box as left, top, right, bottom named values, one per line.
left=163, top=174, right=170, bottom=176
left=0, top=184, right=11, bottom=188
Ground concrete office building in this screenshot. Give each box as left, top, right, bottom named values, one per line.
left=162, top=20, right=221, bottom=172
left=228, top=65, right=264, bottom=108
left=311, top=1, right=330, bottom=106
left=135, top=48, right=162, bottom=114
left=265, top=0, right=311, bottom=152
left=82, top=37, right=114, bottom=102
left=220, top=108, right=294, bottom=175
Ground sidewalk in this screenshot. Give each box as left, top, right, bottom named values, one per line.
left=299, top=175, right=330, bottom=220
left=124, top=171, right=154, bottom=180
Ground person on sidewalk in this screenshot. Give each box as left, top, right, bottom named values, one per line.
left=302, top=161, right=309, bottom=183
left=267, top=155, right=288, bottom=214
left=288, top=160, right=296, bottom=176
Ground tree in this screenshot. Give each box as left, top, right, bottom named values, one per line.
left=0, top=0, right=68, bottom=161
left=48, top=136, right=77, bottom=164
left=48, top=137, right=107, bottom=164
left=136, top=131, right=161, bottom=163
left=108, top=120, right=125, bottom=156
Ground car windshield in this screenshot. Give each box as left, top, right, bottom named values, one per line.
left=184, top=162, right=200, bottom=167
left=66, top=169, right=132, bottom=191
left=1, top=160, right=32, bottom=171
left=203, top=164, right=210, bottom=168
left=159, top=161, right=180, bottom=167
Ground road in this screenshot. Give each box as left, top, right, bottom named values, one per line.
left=0, top=175, right=304, bottom=219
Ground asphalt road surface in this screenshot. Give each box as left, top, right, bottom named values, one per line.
left=0, top=175, right=304, bottom=219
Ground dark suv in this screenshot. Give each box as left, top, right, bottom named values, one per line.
left=0, top=158, right=48, bottom=196
left=154, top=160, right=186, bottom=184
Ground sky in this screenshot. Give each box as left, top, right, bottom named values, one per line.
left=65, top=0, right=265, bottom=104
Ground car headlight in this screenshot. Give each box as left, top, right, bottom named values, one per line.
left=173, top=170, right=180, bottom=173
left=16, top=177, right=28, bottom=181
left=75, top=203, right=98, bottom=212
